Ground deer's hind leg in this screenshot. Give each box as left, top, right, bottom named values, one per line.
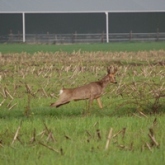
left=50, top=100, right=70, bottom=108
left=50, top=93, right=71, bottom=108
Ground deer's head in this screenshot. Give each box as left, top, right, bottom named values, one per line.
left=107, top=66, right=118, bottom=84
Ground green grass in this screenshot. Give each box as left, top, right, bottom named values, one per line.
left=0, top=104, right=164, bottom=163
left=0, top=42, right=165, bottom=54
left=0, top=111, right=165, bottom=165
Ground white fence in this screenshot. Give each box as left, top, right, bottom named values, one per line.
left=1, top=32, right=165, bottom=43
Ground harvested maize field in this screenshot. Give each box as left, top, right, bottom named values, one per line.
left=0, top=43, right=165, bottom=165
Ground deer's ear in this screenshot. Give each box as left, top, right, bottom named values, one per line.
left=107, top=66, right=114, bottom=74
left=114, top=67, right=118, bottom=74
left=107, top=66, right=118, bottom=74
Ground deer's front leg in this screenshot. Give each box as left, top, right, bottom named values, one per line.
left=87, top=98, right=94, bottom=110
left=97, top=98, right=103, bottom=109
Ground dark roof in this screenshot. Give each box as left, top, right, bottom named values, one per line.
left=0, top=0, right=165, bottom=13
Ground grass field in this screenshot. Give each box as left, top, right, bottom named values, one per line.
left=0, top=42, right=165, bottom=54
left=0, top=42, right=165, bottom=164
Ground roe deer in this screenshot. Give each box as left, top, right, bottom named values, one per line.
left=50, top=66, right=117, bottom=108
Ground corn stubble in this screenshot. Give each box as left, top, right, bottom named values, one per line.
left=0, top=50, right=165, bottom=114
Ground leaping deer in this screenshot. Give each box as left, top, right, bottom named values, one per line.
left=50, top=66, right=117, bottom=109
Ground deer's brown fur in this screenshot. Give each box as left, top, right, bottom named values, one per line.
left=50, top=66, right=117, bottom=108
